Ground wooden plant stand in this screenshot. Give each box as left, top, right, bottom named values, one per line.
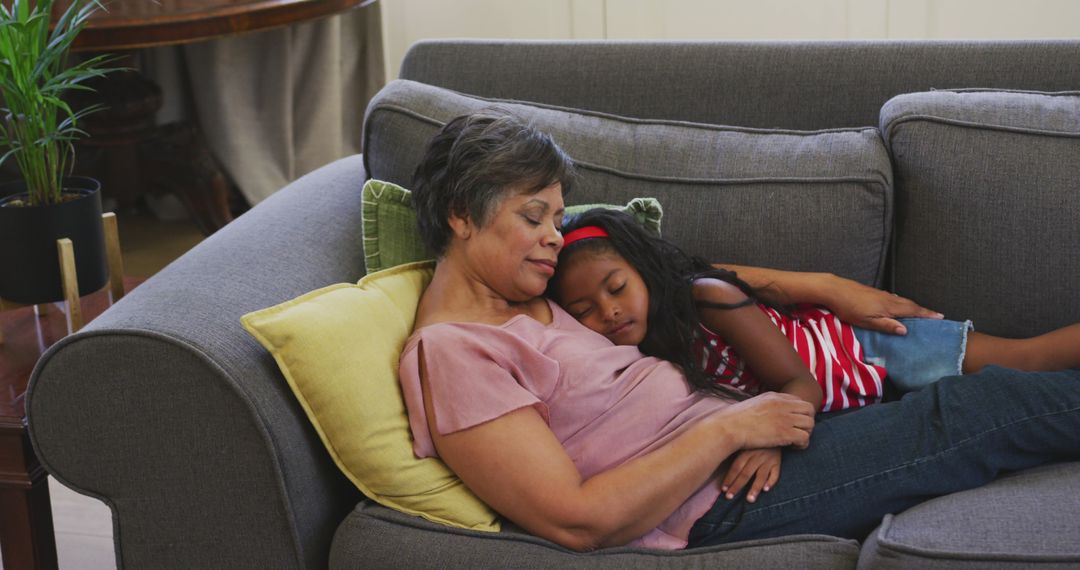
left=0, top=212, right=126, bottom=342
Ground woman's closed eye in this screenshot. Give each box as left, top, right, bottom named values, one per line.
left=610, top=283, right=626, bottom=295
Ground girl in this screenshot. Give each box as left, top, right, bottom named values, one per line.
left=548, top=208, right=1080, bottom=504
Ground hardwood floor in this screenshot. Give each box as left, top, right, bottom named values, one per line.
left=47, top=477, right=116, bottom=570
left=116, top=208, right=207, bottom=278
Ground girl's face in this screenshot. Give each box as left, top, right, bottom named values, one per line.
left=554, top=249, right=650, bottom=345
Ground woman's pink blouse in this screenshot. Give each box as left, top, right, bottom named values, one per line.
left=398, top=300, right=733, bottom=549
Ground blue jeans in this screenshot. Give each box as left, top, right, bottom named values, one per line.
left=687, top=366, right=1080, bottom=546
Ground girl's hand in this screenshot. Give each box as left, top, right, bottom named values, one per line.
left=818, top=274, right=943, bottom=336
left=721, top=448, right=781, bottom=503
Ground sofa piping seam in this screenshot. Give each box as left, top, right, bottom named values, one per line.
left=383, top=80, right=879, bottom=136
left=354, top=507, right=858, bottom=558
left=873, top=513, right=1080, bottom=562
left=367, top=104, right=892, bottom=186
left=883, top=114, right=1080, bottom=146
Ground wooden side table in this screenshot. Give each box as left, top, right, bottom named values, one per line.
left=0, top=276, right=143, bottom=570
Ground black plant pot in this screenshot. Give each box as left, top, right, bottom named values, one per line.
left=0, top=177, right=109, bottom=304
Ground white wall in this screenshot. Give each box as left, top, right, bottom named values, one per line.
left=380, top=0, right=1080, bottom=80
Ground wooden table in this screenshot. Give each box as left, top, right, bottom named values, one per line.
left=60, top=0, right=371, bottom=235
left=68, top=0, right=372, bottom=51
left=0, top=277, right=142, bottom=570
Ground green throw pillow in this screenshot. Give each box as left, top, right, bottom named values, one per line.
left=361, top=179, right=663, bottom=272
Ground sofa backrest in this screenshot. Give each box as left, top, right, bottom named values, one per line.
left=399, top=40, right=1080, bottom=130
left=381, top=40, right=1080, bottom=337
left=880, top=89, right=1080, bottom=338
left=364, top=79, right=894, bottom=287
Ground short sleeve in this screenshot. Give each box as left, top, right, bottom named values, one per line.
left=399, top=323, right=558, bottom=458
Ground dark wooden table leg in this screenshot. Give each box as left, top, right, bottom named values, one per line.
left=75, top=64, right=163, bottom=213
left=0, top=421, right=58, bottom=570
left=139, top=121, right=235, bottom=235
left=1, top=281, right=144, bottom=570
left=73, top=56, right=235, bottom=236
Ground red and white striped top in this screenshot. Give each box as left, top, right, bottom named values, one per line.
left=694, top=304, right=886, bottom=412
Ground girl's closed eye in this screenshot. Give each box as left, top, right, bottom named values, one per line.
left=552, top=248, right=652, bottom=346
left=571, top=306, right=592, bottom=319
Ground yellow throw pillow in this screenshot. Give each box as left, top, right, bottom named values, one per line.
left=240, top=260, right=500, bottom=531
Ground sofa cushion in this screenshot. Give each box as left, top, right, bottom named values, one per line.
left=240, top=261, right=501, bottom=531
left=362, top=180, right=430, bottom=273
left=364, top=79, right=894, bottom=287
left=880, top=89, right=1080, bottom=338
left=361, top=179, right=663, bottom=272
left=858, top=461, right=1080, bottom=569
left=330, top=501, right=860, bottom=569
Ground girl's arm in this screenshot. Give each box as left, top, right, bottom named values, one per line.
left=418, top=345, right=815, bottom=551
left=714, top=264, right=943, bottom=335
left=693, top=277, right=822, bottom=410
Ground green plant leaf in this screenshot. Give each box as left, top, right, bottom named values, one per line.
left=0, top=0, right=115, bottom=203
left=0, top=145, right=17, bottom=161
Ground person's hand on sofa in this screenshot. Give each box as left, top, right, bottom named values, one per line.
left=721, top=448, right=781, bottom=503
left=822, top=277, right=944, bottom=335
left=715, top=265, right=943, bottom=335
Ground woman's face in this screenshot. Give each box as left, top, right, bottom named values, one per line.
left=456, top=182, right=566, bottom=302
left=553, top=250, right=650, bottom=346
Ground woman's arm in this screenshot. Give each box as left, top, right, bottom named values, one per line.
left=417, top=345, right=815, bottom=551
left=693, top=278, right=822, bottom=410
left=693, top=279, right=818, bottom=505
left=715, top=264, right=943, bottom=335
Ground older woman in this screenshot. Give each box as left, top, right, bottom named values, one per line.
left=398, top=112, right=1080, bottom=551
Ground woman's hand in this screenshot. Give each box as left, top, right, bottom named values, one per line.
left=716, top=392, right=816, bottom=451
left=721, top=448, right=781, bottom=503
left=714, top=264, right=943, bottom=336
left=818, top=275, right=943, bottom=335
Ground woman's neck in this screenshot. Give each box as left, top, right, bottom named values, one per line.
left=415, top=260, right=552, bottom=328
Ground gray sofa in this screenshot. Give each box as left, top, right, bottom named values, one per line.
left=27, top=40, right=1080, bottom=568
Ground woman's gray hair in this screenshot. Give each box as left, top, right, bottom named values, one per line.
left=412, top=111, right=576, bottom=257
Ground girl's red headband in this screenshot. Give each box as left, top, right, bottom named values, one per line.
left=562, top=226, right=609, bottom=247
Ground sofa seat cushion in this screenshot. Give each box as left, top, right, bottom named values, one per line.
left=330, top=501, right=860, bottom=569
left=858, top=462, right=1080, bottom=569
left=880, top=89, right=1080, bottom=338
left=364, top=79, right=894, bottom=287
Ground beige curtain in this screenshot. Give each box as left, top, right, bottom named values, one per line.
left=143, top=3, right=385, bottom=205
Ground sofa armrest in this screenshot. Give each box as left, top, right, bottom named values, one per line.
left=27, top=155, right=369, bottom=569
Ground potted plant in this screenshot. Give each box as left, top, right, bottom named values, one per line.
left=0, top=0, right=118, bottom=304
